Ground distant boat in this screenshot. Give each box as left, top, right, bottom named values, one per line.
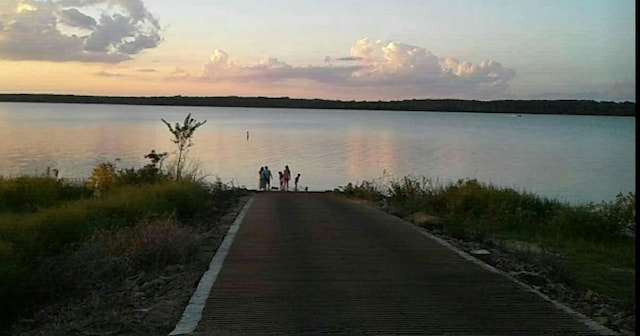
left=517, top=114, right=523, bottom=117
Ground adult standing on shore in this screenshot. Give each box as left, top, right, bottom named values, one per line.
left=258, top=166, right=265, bottom=191
left=283, top=165, right=291, bottom=191
left=263, top=166, right=273, bottom=190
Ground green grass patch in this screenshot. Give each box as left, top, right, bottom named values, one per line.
left=0, top=176, right=90, bottom=213
left=1, top=181, right=210, bottom=260
left=557, top=239, right=635, bottom=302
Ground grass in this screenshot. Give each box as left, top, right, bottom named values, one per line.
left=339, top=176, right=636, bottom=303
left=0, top=176, right=91, bottom=213
left=0, top=174, right=247, bottom=331
left=30, top=216, right=203, bottom=302
left=558, top=239, right=635, bottom=301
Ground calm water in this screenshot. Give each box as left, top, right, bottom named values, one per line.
left=0, top=102, right=635, bottom=204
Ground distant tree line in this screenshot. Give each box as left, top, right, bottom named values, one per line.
left=0, top=94, right=634, bottom=116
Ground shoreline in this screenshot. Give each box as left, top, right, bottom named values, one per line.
left=0, top=94, right=635, bottom=116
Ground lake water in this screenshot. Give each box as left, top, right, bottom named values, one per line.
left=0, top=102, right=635, bottom=204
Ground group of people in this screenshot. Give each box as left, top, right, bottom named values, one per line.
left=258, top=165, right=301, bottom=191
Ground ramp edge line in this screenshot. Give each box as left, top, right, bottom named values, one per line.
left=407, top=222, right=618, bottom=336
left=168, top=196, right=254, bottom=336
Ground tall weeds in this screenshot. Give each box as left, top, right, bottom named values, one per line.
left=342, top=176, right=635, bottom=244
left=0, top=175, right=239, bottom=329
left=339, top=175, right=636, bottom=301
left=0, top=176, right=90, bottom=213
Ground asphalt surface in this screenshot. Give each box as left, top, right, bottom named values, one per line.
left=192, top=192, right=600, bottom=335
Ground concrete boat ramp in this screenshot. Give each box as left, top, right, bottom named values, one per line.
left=170, top=192, right=614, bottom=335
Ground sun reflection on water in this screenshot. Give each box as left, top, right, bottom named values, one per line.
left=0, top=103, right=635, bottom=203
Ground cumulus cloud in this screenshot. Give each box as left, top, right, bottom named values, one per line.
left=0, top=0, right=162, bottom=63
left=190, top=37, right=515, bottom=97
left=349, top=38, right=443, bottom=84
left=196, top=51, right=360, bottom=85
left=56, top=8, right=96, bottom=29
left=202, top=49, right=239, bottom=77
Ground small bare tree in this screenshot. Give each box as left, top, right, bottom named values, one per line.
left=161, top=113, right=207, bottom=180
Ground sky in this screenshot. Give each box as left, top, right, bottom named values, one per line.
left=0, top=0, right=635, bottom=101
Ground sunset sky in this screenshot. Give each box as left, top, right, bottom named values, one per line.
left=0, top=0, right=635, bottom=101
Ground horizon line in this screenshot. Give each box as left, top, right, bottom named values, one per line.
left=0, top=93, right=635, bottom=104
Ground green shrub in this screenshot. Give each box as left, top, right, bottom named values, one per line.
left=340, top=181, right=384, bottom=201
left=116, top=165, right=168, bottom=186
left=0, top=178, right=236, bottom=330
left=86, top=161, right=118, bottom=195
left=115, top=150, right=170, bottom=186
left=592, top=192, right=635, bottom=237
left=152, top=182, right=210, bottom=220
left=0, top=176, right=89, bottom=213
left=388, top=176, right=429, bottom=215
left=380, top=176, right=635, bottom=244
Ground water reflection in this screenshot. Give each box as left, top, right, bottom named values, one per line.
left=345, top=128, right=397, bottom=183
left=0, top=103, right=635, bottom=203
left=376, top=131, right=396, bottom=176
left=0, top=122, right=164, bottom=178
left=345, top=129, right=365, bottom=182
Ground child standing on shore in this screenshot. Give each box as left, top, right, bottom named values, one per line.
left=294, top=173, right=301, bottom=191
left=283, top=165, right=291, bottom=191
left=258, top=167, right=265, bottom=191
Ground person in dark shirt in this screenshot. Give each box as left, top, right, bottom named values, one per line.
left=294, top=173, right=301, bottom=191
